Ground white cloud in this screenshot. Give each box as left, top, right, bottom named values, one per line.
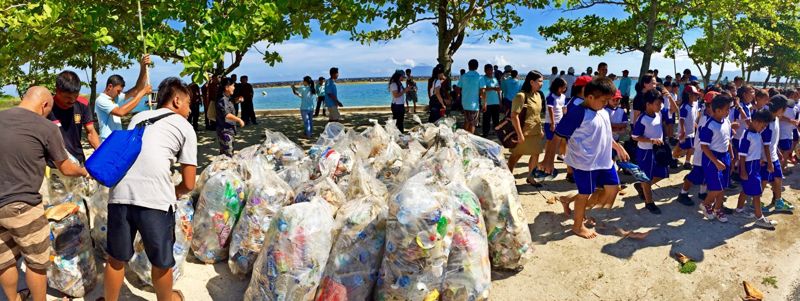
left=391, top=58, right=417, bottom=68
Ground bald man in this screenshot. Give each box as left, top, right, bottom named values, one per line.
left=0, top=86, right=87, bottom=301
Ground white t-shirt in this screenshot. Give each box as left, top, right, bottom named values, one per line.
left=738, top=130, right=763, bottom=162
left=109, top=108, right=198, bottom=211
left=563, top=74, right=576, bottom=98
left=429, top=79, right=443, bottom=98
left=554, top=106, right=614, bottom=171
left=700, top=117, right=732, bottom=153
left=632, top=112, right=663, bottom=150
left=544, top=93, right=566, bottom=124
left=779, top=106, right=797, bottom=140
left=762, top=119, right=780, bottom=162
left=692, top=112, right=709, bottom=166
left=389, top=82, right=406, bottom=105
left=679, top=102, right=698, bottom=138
left=731, top=104, right=751, bottom=140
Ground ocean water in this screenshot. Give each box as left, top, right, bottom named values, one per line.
left=133, top=79, right=636, bottom=112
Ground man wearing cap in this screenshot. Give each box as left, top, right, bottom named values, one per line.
left=564, top=67, right=577, bottom=98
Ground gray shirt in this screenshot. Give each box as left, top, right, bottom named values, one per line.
left=109, top=108, right=198, bottom=211
left=0, top=108, right=68, bottom=206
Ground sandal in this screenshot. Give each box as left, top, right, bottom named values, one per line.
left=526, top=177, right=543, bottom=188
left=18, top=288, right=30, bottom=301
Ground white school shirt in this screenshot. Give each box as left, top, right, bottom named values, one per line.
left=544, top=93, right=566, bottom=124
left=738, top=130, right=763, bottom=162
left=691, top=112, right=710, bottom=166
left=679, top=102, right=698, bottom=138
left=554, top=106, right=614, bottom=171
left=605, top=106, right=627, bottom=124
left=632, top=112, right=663, bottom=150
left=779, top=106, right=797, bottom=140
left=729, top=104, right=751, bottom=140
left=699, top=116, right=732, bottom=153
left=761, top=118, right=780, bottom=162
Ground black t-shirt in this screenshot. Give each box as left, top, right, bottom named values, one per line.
left=48, top=101, right=92, bottom=162
left=632, top=93, right=646, bottom=113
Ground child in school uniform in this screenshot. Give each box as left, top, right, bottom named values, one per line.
left=778, top=91, right=798, bottom=168
left=661, top=82, right=680, bottom=146
left=631, top=88, right=678, bottom=214
left=675, top=89, right=715, bottom=206
left=761, top=95, right=793, bottom=212
left=677, top=85, right=702, bottom=169
left=734, top=109, right=777, bottom=228
left=730, top=86, right=754, bottom=178
left=606, top=90, right=628, bottom=142
left=699, top=95, right=734, bottom=222
left=562, top=75, right=593, bottom=183
left=545, top=78, right=568, bottom=157
left=541, top=77, right=629, bottom=239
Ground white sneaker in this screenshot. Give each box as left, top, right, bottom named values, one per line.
left=715, top=210, right=728, bottom=223
left=734, top=208, right=755, bottom=219
left=754, top=217, right=777, bottom=229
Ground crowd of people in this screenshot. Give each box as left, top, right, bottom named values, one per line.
left=1, top=51, right=799, bottom=301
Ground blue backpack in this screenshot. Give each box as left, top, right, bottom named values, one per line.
left=86, top=112, right=175, bottom=187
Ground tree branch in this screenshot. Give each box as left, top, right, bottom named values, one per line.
left=222, top=50, right=244, bottom=76
left=565, top=0, right=628, bottom=11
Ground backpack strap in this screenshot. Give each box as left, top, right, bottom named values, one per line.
left=135, top=112, right=175, bottom=128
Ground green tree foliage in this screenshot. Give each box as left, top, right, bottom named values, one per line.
left=538, top=0, right=683, bottom=77
left=325, top=0, right=548, bottom=76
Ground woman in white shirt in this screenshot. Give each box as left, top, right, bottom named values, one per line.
left=389, top=70, right=412, bottom=132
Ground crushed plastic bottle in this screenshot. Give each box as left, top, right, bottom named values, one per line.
left=47, top=205, right=98, bottom=298
left=467, top=166, right=533, bottom=270
left=294, top=177, right=346, bottom=214
left=191, top=170, right=246, bottom=263
left=376, top=172, right=454, bottom=301
left=441, top=182, right=491, bottom=300
left=195, top=155, right=240, bottom=198
left=316, top=163, right=389, bottom=300
left=128, top=195, right=195, bottom=286
left=86, top=187, right=109, bottom=257
left=229, top=168, right=295, bottom=276
left=243, top=198, right=335, bottom=301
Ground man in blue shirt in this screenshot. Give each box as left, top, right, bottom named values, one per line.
left=457, top=59, right=482, bottom=133
left=480, top=64, right=502, bottom=137
left=325, top=67, right=342, bottom=122
left=501, top=68, right=520, bottom=113
left=618, top=70, right=632, bottom=112
left=95, top=55, right=152, bottom=142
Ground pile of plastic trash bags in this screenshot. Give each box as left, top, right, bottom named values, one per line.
left=40, top=116, right=534, bottom=300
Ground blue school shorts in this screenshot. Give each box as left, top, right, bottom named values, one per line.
left=794, top=129, right=799, bottom=141
left=778, top=139, right=793, bottom=151
left=573, top=167, right=620, bottom=195
left=760, top=160, right=784, bottom=182
left=636, top=148, right=669, bottom=180
left=702, top=151, right=730, bottom=191
left=731, top=138, right=740, bottom=156
left=684, top=165, right=705, bottom=185
left=741, top=160, right=762, bottom=196
left=679, top=137, right=694, bottom=150
left=544, top=123, right=555, bottom=140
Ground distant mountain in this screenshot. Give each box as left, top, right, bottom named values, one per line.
left=709, top=70, right=770, bottom=83
left=410, top=65, right=434, bottom=77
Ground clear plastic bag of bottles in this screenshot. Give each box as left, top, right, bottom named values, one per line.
left=467, top=166, right=533, bottom=270
left=243, top=198, right=335, bottom=301
left=191, top=170, right=246, bottom=263
left=228, top=168, right=294, bottom=276
left=129, top=195, right=195, bottom=286
left=47, top=204, right=98, bottom=298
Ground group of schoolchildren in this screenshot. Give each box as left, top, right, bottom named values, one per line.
left=539, top=70, right=799, bottom=239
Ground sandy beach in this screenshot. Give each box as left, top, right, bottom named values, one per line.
left=26, top=110, right=800, bottom=301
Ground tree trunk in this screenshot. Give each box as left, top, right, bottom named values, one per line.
left=774, top=76, right=781, bottom=88
left=714, top=58, right=726, bottom=84
left=763, top=69, right=771, bottom=88
left=639, top=0, right=658, bottom=77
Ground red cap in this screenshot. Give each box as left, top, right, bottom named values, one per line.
left=703, top=91, right=720, bottom=103
left=613, top=89, right=622, bottom=100
left=574, top=75, right=593, bottom=87
left=686, top=85, right=702, bottom=96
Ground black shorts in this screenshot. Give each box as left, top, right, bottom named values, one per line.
left=107, top=204, right=175, bottom=268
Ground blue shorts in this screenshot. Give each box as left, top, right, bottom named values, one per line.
left=636, top=148, right=668, bottom=181
left=741, top=160, right=762, bottom=196
left=794, top=129, right=799, bottom=141
left=778, top=139, right=793, bottom=151
left=702, top=151, right=730, bottom=191
left=107, top=204, right=176, bottom=268
left=573, top=167, right=620, bottom=195
left=544, top=123, right=555, bottom=140
left=684, top=165, right=705, bottom=185
left=731, top=138, right=740, bottom=156
left=679, top=137, right=694, bottom=150
left=760, top=160, right=784, bottom=182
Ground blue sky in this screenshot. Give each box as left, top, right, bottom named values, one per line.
left=5, top=4, right=725, bottom=96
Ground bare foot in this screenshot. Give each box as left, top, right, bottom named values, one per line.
left=572, top=225, right=598, bottom=239
left=559, top=195, right=572, bottom=216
